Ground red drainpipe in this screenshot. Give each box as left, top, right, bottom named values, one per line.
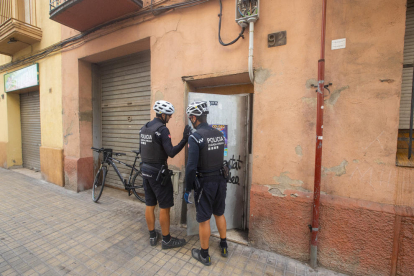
left=310, top=0, right=327, bottom=269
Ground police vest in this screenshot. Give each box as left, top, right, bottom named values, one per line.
left=140, top=121, right=168, bottom=164
left=196, top=127, right=225, bottom=172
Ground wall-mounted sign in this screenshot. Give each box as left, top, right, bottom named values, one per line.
left=331, top=38, right=346, bottom=50
left=210, top=124, right=228, bottom=157
left=209, top=101, right=218, bottom=106
left=4, top=64, right=39, bottom=93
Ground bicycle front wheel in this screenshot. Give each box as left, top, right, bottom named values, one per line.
left=92, top=166, right=107, bottom=203
left=131, top=170, right=146, bottom=203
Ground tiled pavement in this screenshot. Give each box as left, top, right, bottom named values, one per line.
left=0, top=168, right=347, bottom=276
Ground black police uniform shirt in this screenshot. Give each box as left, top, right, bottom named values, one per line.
left=185, top=122, right=225, bottom=192
left=139, top=117, right=187, bottom=168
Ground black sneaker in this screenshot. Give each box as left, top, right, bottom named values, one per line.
left=161, top=236, right=186, bottom=249
left=220, top=244, right=228, bottom=257
left=192, top=248, right=211, bottom=266
left=150, top=231, right=160, bottom=247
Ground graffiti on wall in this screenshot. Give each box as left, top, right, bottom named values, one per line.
left=224, top=155, right=243, bottom=185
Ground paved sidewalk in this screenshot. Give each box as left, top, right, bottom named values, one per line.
left=0, top=168, right=346, bottom=276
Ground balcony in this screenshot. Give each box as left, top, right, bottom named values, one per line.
left=0, top=0, right=42, bottom=56
left=49, top=0, right=143, bottom=32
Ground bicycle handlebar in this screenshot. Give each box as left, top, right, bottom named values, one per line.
left=91, top=147, right=139, bottom=156
left=91, top=147, right=128, bottom=157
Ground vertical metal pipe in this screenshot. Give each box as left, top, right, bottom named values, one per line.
left=248, top=21, right=255, bottom=83
left=408, top=67, right=414, bottom=159
left=310, top=0, right=327, bottom=269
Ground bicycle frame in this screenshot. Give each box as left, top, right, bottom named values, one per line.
left=102, top=153, right=141, bottom=189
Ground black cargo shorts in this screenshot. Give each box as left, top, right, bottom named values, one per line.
left=141, top=164, right=174, bottom=209
left=194, top=175, right=227, bottom=223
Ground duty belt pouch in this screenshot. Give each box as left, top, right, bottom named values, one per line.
left=221, top=162, right=230, bottom=182
left=155, top=165, right=173, bottom=186
left=141, top=164, right=161, bottom=180
left=161, top=170, right=173, bottom=186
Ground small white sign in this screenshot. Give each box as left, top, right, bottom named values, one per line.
left=4, top=64, right=39, bottom=92
left=331, top=38, right=346, bottom=50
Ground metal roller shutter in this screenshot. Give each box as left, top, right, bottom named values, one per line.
left=99, top=51, right=151, bottom=189
left=20, top=91, right=41, bottom=171
left=400, top=0, right=414, bottom=129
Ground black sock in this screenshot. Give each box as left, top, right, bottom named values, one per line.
left=163, top=233, right=171, bottom=243
left=149, top=230, right=156, bottom=239
left=220, top=238, right=227, bottom=248
left=200, top=247, right=209, bottom=258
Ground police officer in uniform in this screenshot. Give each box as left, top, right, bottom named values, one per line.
left=140, top=100, right=191, bottom=249
left=184, top=101, right=228, bottom=266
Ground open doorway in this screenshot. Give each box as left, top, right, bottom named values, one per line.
left=185, top=75, right=253, bottom=245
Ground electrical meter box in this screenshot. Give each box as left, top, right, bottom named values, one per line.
left=236, top=0, right=259, bottom=27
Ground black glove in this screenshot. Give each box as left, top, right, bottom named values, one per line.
left=183, top=125, right=192, bottom=140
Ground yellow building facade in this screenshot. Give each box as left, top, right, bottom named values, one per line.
left=0, top=0, right=64, bottom=185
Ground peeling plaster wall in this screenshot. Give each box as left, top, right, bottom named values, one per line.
left=60, top=0, right=408, bottom=205
left=250, top=184, right=404, bottom=276
left=253, top=0, right=407, bottom=207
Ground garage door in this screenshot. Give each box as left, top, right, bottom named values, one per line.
left=20, top=91, right=41, bottom=171
left=99, top=51, right=151, bottom=188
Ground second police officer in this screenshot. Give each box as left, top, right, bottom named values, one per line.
left=140, top=100, right=191, bottom=249
left=184, top=101, right=228, bottom=266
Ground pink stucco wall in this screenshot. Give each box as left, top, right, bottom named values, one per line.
left=60, top=0, right=412, bottom=274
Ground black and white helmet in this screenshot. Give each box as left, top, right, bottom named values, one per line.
left=153, top=100, right=175, bottom=115
left=186, top=101, right=209, bottom=116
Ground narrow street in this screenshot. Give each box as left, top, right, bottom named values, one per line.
left=0, top=168, right=345, bottom=276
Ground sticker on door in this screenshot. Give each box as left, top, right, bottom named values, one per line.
left=210, top=124, right=228, bottom=156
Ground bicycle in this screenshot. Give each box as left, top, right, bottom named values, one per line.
left=91, top=147, right=145, bottom=203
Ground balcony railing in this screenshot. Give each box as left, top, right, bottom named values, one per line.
left=49, top=0, right=66, bottom=11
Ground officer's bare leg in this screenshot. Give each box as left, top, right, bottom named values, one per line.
left=199, top=220, right=211, bottom=249
left=214, top=214, right=227, bottom=239
left=145, top=205, right=156, bottom=231
left=159, top=207, right=171, bottom=236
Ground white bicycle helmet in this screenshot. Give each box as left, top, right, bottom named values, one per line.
left=186, top=101, right=209, bottom=116
left=153, top=100, right=175, bottom=115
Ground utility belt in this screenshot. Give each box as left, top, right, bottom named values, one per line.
left=196, top=170, right=223, bottom=178
left=197, top=164, right=230, bottom=180
left=193, top=167, right=227, bottom=204
left=141, top=163, right=173, bottom=186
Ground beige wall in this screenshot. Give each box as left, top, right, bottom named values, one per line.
left=6, top=93, right=22, bottom=167
left=0, top=64, right=8, bottom=144
left=59, top=0, right=410, bottom=207
left=38, top=54, right=63, bottom=149
left=252, top=0, right=407, bottom=207
left=0, top=55, right=12, bottom=156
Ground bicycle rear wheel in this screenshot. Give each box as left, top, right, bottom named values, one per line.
left=131, top=170, right=146, bottom=203
left=92, top=166, right=107, bottom=203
